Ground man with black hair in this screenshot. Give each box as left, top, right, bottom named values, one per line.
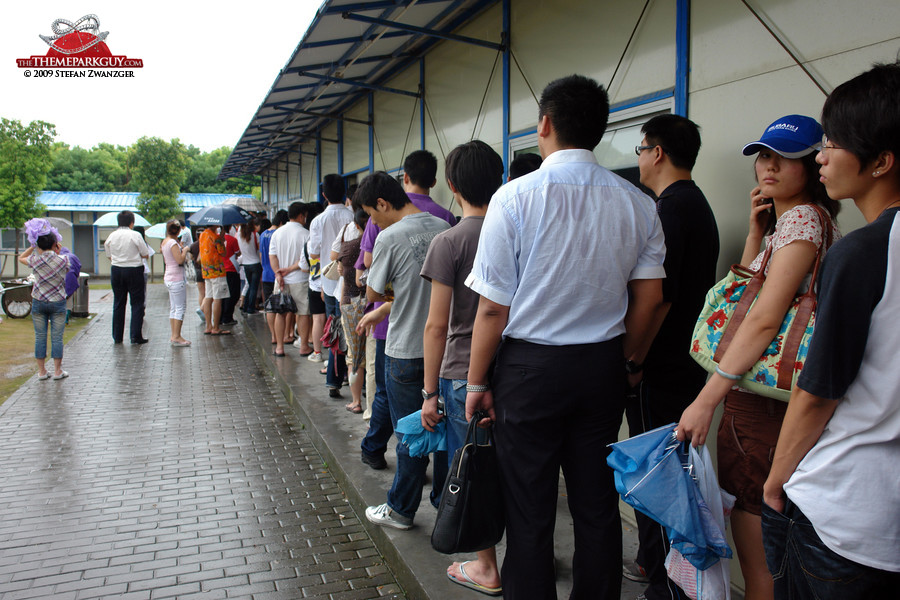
left=624, top=114, right=720, bottom=600
left=270, top=202, right=311, bottom=358
left=421, top=140, right=504, bottom=595
left=354, top=171, right=451, bottom=531
left=309, top=174, right=354, bottom=396
left=508, top=152, right=542, bottom=181
left=105, top=210, right=150, bottom=344
left=465, top=74, right=666, bottom=599
left=401, top=149, right=456, bottom=224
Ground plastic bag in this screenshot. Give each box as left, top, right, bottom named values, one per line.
left=396, top=410, right=447, bottom=457
left=664, top=444, right=735, bottom=600
left=607, top=424, right=732, bottom=570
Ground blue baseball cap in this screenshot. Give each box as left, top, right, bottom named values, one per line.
left=742, top=115, right=823, bottom=159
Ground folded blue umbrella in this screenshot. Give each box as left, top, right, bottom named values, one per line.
left=395, top=410, right=447, bottom=457
left=607, top=423, right=732, bottom=570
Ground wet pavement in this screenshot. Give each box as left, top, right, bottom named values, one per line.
left=0, top=282, right=656, bottom=600
left=0, top=284, right=403, bottom=599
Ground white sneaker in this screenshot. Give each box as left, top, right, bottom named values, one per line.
left=293, top=338, right=303, bottom=347
left=365, top=503, right=413, bottom=530
left=306, top=351, right=325, bottom=362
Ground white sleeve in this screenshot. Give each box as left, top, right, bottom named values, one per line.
left=465, top=197, right=519, bottom=306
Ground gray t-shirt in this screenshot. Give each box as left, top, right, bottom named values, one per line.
left=368, top=212, right=451, bottom=359
left=420, top=216, right=484, bottom=379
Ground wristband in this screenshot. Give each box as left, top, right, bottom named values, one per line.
left=466, top=383, right=490, bottom=393
left=715, top=366, right=742, bottom=381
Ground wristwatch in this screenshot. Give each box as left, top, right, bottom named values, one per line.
left=624, top=359, right=644, bottom=374
left=422, top=388, right=439, bottom=401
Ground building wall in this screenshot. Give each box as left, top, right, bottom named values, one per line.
left=250, top=1, right=900, bottom=592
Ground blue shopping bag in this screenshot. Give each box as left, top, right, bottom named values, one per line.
left=396, top=410, right=447, bottom=457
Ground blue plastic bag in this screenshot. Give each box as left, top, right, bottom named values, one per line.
left=396, top=410, right=447, bottom=457
left=607, top=424, right=732, bottom=570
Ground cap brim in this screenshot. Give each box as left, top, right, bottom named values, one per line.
left=742, top=141, right=818, bottom=159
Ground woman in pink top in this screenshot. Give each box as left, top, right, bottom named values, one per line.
left=161, top=220, right=191, bottom=347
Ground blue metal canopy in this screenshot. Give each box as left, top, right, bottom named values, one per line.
left=219, top=0, right=501, bottom=179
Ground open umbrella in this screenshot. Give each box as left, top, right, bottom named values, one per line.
left=223, top=196, right=266, bottom=213
left=144, top=223, right=168, bottom=239
left=189, top=204, right=252, bottom=226
left=46, top=217, right=73, bottom=230
left=92, top=211, right=151, bottom=227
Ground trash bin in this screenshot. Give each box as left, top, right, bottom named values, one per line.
left=72, top=273, right=90, bottom=317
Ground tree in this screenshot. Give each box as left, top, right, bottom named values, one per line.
left=0, top=118, right=56, bottom=276
left=127, top=137, right=190, bottom=224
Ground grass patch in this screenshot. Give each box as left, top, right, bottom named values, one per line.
left=0, top=313, right=94, bottom=405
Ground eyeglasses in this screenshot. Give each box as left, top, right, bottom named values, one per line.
left=635, top=145, right=656, bottom=156
left=820, top=135, right=844, bottom=153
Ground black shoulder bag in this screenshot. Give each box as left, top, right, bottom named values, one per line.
left=431, top=411, right=505, bottom=554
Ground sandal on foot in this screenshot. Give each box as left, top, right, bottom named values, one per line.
left=447, top=562, right=502, bottom=597
left=345, top=404, right=363, bottom=413
left=38, top=372, right=51, bottom=380
left=52, top=371, right=69, bottom=380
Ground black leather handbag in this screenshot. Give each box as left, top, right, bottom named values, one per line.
left=431, top=411, right=505, bottom=554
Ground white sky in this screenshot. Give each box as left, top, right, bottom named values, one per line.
left=0, top=1, right=321, bottom=152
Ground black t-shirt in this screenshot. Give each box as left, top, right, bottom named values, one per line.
left=643, top=180, right=720, bottom=392
left=797, top=208, right=897, bottom=399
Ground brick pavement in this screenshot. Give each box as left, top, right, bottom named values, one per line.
left=0, top=284, right=405, bottom=600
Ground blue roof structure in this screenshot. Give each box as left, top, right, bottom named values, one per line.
left=39, top=191, right=255, bottom=212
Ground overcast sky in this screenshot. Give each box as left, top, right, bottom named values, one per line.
left=0, top=1, right=321, bottom=152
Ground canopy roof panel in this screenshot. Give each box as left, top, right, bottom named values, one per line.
left=220, top=0, right=500, bottom=180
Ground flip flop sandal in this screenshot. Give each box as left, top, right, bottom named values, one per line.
left=345, top=404, right=363, bottom=414
left=447, top=562, right=502, bottom=597
left=52, top=371, right=69, bottom=380
left=209, top=330, right=232, bottom=335
left=38, top=372, right=51, bottom=380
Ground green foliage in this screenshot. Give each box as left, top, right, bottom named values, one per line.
left=46, top=142, right=129, bottom=191
left=0, top=118, right=56, bottom=230
left=128, top=136, right=190, bottom=224
left=45, top=141, right=257, bottom=197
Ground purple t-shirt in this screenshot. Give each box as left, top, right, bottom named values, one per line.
left=356, top=193, right=457, bottom=339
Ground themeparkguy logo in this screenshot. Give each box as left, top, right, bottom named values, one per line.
left=16, top=14, right=143, bottom=75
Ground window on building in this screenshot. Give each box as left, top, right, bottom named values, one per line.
left=0, top=229, right=28, bottom=251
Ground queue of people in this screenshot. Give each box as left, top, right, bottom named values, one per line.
left=13, top=60, right=899, bottom=600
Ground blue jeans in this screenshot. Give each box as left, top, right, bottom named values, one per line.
left=241, top=263, right=262, bottom=313
left=32, top=299, right=67, bottom=359
left=762, top=500, right=900, bottom=599
left=323, top=293, right=347, bottom=388
left=385, top=355, right=448, bottom=520
left=440, top=377, right=470, bottom=464
left=361, top=338, right=392, bottom=459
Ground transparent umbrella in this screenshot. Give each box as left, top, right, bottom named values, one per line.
left=144, top=223, right=168, bottom=239
left=92, top=211, right=151, bottom=227
left=222, top=196, right=266, bottom=213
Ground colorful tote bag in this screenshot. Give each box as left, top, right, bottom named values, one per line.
left=689, top=205, right=831, bottom=402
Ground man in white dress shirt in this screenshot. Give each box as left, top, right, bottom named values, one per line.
left=465, top=75, right=666, bottom=600
left=104, top=210, right=150, bottom=344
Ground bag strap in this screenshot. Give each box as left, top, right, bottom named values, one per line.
left=775, top=205, right=830, bottom=391
left=713, top=203, right=832, bottom=374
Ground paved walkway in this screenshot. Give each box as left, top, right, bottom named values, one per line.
left=0, top=284, right=403, bottom=600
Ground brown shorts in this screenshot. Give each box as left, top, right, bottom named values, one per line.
left=716, top=390, right=787, bottom=516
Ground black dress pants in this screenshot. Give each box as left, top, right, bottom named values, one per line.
left=110, top=265, right=145, bottom=342
left=493, top=337, right=625, bottom=600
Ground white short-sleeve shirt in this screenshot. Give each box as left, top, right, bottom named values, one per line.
left=466, top=148, right=666, bottom=345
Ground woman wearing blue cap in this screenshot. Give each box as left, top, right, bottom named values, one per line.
left=677, top=115, right=840, bottom=600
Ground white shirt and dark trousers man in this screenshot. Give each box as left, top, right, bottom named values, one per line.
left=105, top=220, right=150, bottom=344
left=467, top=143, right=666, bottom=598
